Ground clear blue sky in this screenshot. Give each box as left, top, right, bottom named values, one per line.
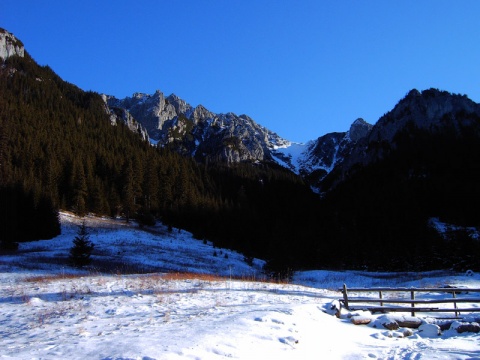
left=2, top=1, right=480, bottom=142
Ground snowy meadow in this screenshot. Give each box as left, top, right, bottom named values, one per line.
left=0, top=213, right=479, bottom=359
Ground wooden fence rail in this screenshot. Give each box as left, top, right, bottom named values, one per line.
left=339, top=284, right=480, bottom=317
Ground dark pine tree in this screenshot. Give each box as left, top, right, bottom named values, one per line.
left=69, top=221, right=94, bottom=268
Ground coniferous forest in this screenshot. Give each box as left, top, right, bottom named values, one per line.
left=1, top=52, right=479, bottom=272
left=0, top=52, right=322, bottom=271
left=317, top=117, right=480, bottom=271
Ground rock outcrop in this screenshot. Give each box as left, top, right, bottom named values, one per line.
left=101, top=94, right=149, bottom=142
left=349, top=118, right=373, bottom=142
left=0, top=28, right=25, bottom=60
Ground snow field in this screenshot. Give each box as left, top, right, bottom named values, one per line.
left=1, top=212, right=479, bottom=359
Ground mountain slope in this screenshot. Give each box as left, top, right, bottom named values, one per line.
left=316, top=89, right=480, bottom=270
left=322, top=89, right=480, bottom=191
left=104, top=86, right=480, bottom=271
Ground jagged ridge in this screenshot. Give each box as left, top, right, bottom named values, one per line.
left=105, top=91, right=290, bottom=163
left=104, top=90, right=375, bottom=188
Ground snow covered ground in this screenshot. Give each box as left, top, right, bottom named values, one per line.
left=1, top=212, right=479, bottom=359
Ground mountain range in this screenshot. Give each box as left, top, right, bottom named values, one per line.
left=103, top=90, right=376, bottom=189
left=1, top=27, right=479, bottom=271
left=6, top=27, right=475, bottom=194
left=103, top=87, right=480, bottom=195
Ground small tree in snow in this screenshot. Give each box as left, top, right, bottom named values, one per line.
left=69, top=220, right=94, bottom=268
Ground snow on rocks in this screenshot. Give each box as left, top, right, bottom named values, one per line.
left=370, top=314, right=422, bottom=330
left=351, top=315, right=372, bottom=325
left=450, top=321, right=480, bottom=334
left=418, top=323, right=442, bottom=337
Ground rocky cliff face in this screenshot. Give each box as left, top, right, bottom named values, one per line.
left=102, top=95, right=150, bottom=141
left=349, top=118, right=373, bottom=142
left=101, top=94, right=150, bottom=142
left=0, top=29, right=24, bottom=60
left=106, top=91, right=289, bottom=163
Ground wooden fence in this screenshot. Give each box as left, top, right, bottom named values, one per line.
left=339, top=284, right=480, bottom=317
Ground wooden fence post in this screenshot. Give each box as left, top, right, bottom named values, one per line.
left=453, top=291, right=458, bottom=317
left=342, top=283, right=349, bottom=310
left=411, top=290, right=415, bottom=316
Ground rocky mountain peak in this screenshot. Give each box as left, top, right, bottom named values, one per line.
left=348, top=118, right=373, bottom=142
left=370, top=88, right=480, bottom=143
left=192, top=104, right=214, bottom=124
left=166, top=94, right=193, bottom=117
left=320, top=88, right=480, bottom=192
left=104, top=85, right=480, bottom=193
left=0, top=28, right=24, bottom=60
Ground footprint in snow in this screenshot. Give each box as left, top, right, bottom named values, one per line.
left=105, top=309, right=116, bottom=315
left=279, top=336, right=298, bottom=347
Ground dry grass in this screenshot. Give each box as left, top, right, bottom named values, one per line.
left=23, top=273, right=87, bottom=283
left=160, top=271, right=289, bottom=285
left=22, top=270, right=288, bottom=290
left=161, top=272, right=226, bottom=282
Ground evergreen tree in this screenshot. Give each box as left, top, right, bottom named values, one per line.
left=71, top=159, right=88, bottom=216
left=0, top=119, right=7, bottom=186
left=33, top=194, right=61, bottom=240
left=0, top=185, right=19, bottom=250
left=69, top=221, right=94, bottom=268
left=121, top=160, right=138, bottom=222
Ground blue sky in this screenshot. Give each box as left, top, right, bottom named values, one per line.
left=2, top=1, right=480, bottom=142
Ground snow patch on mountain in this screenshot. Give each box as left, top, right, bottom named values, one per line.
left=270, top=141, right=309, bottom=173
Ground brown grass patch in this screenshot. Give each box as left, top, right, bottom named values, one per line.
left=160, top=272, right=288, bottom=285
left=22, top=271, right=289, bottom=286
left=162, top=272, right=226, bottom=282
left=23, top=273, right=86, bottom=283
